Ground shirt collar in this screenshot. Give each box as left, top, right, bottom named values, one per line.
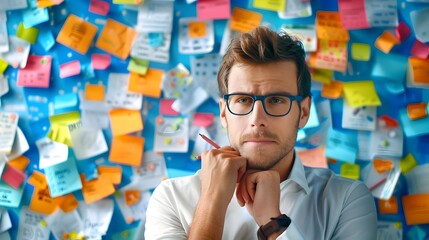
left=281, top=152, right=310, bottom=194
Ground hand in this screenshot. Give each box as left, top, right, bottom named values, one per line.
left=236, top=170, right=281, bottom=226
left=199, top=146, right=247, bottom=208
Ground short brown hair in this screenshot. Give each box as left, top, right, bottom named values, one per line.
left=217, top=26, right=311, bottom=98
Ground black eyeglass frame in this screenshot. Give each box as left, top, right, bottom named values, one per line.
left=223, top=93, right=304, bottom=117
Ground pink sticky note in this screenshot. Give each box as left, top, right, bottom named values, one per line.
left=396, top=22, right=411, bottom=42
left=17, top=55, right=52, bottom=88
left=60, top=60, right=81, bottom=78
left=193, top=113, right=215, bottom=127
left=89, top=0, right=110, bottom=16
left=338, top=0, right=370, bottom=30
left=91, top=53, right=111, bottom=70
left=160, top=99, right=179, bottom=116
left=1, top=165, right=26, bottom=189
left=410, top=40, right=429, bottom=59
left=197, top=0, right=230, bottom=20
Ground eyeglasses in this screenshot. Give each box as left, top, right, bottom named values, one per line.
left=223, top=93, right=303, bottom=117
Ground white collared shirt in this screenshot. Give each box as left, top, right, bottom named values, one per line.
left=145, top=154, right=377, bottom=240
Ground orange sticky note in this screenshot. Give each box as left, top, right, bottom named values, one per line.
left=378, top=196, right=398, bottom=214
left=188, top=21, right=207, bottom=38
left=316, top=11, right=349, bottom=42
left=125, top=189, right=140, bottom=206
left=7, top=155, right=30, bottom=171
left=375, top=31, right=399, bottom=54
left=28, top=170, right=48, bottom=189
left=109, top=135, right=144, bottom=166
left=407, top=102, right=428, bottom=120
left=128, top=69, right=164, bottom=98
left=109, top=109, right=143, bottom=136
left=58, top=193, right=79, bottom=213
left=95, top=18, right=137, bottom=59
left=230, top=7, right=262, bottom=33
left=85, top=84, right=105, bottom=101
left=81, top=173, right=116, bottom=204
left=408, top=57, right=429, bottom=84
left=297, top=145, right=328, bottom=169
left=321, top=80, right=343, bottom=99
left=56, top=14, right=98, bottom=54
left=98, top=165, right=122, bottom=185
left=373, top=158, right=394, bottom=174
left=29, top=187, right=60, bottom=215
left=402, top=193, right=429, bottom=225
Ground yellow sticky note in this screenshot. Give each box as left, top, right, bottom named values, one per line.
left=312, top=68, right=333, bottom=84
left=308, top=39, right=348, bottom=72
left=7, top=156, right=30, bottom=172
left=109, top=109, right=143, bottom=136
left=230, top=7, right=262, bottom=33
left=253, top=0, right=285, bottom=11
left=375, top=31, right=399, bottom=54
left=340, top=163, right=360, bottom=180
left=343, top=80, right=381, bottom=107
left=56, top=14, right=98, bottom=54
left=109, top=135, right=144, bottom=166
left=85, top=84, right=105, bottom=101
left=128, top=68, right=164, bottom=98
left=95, top=18, right=137, bottom=60
left=37, top=0, right=64, bottom=8
left=17, top=22, right=39, bottom=44
left=321, top=80, right=343, bottom=99
left=48, top=111, right=80, bottom=146
left=81, top=173, right=116, bottom=204
left=113, top=0, right=143, bottom=4
left=351, top=43, right=371, bottom=61
left=400, top=153, right=418, bottom=174
left=188, top=21, right=207, bottom=38
left=0, top=58, right=8, bottom=74
left=98, top=165, right=123, bottom=185
left=127, top=57, right=149, bottom=75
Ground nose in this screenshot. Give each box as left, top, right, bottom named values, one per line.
left=249, top=100, right=268, bottom=127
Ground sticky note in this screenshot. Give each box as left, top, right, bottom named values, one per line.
left=125, top=190, right=140, bottom=206
left=44, top=156, right=82, bottom=197
left=373, top=158, right=394, bottom=174
left=399, top=108, right=429, bottom=138
left=29, top=186, right=60, bottom=214
left=22, top=7, right=49, bottom=28
left=58, top=193, right=79, bottom=213
left=81, top=173, right=116, bottom=204
left=321, top=80, right=343, bottom=99
left=351, top=43, right=371, bottom=61
left=325, top=129, right=358, bottom=163
left=27, top=170, right=48, bottom=189
left=109, top=109, right=143, bottom=136
left=0, top=112, right=19, bottom=154
left=253, top=0, right=285, bottom=11
left=1, top=165, right=26, bottom=189
left=109, top=135, right=144, bottom=166
left=7, top=155, right=29, bottom=172
left=402, top=193, right=429, bottom=225
left=59, top=60, right=81, bottom=78
left=128, top=68, right=164, bottom=98
left=297, top=146, right=328, bottom=169
left=338, top=0, right=369, bottom=30
left=95, top=18, right=137, bottom=59
left=193, top=113, right=214, bottom=127
left=56, top=14, right=98, bottom=54
left=408, top=57, right=429, bottom=84
left=37, top=0, right=64, bottom=8
left=159, top=99, right=179, bottom=116
left=378, top=196, right=398, bottom=214
left=410, top=40, right=429, bottom=60
left=197, top=0, right=230, bottom=20
left=89, top=0, right=110, bottom=15
left=312, top=68, right=333, bottom=84
left=188, top=21, right=207, bottom=38
left=395, top=22, right=411, bottom=42
left=407, top=102, right=427, bottom=120
left=400, top=153, right=418, bottom=175
left=17, top=55, right=52, bottom=88
left=230, top=7, right=262, bottom=33
left=0, top=181, right=24, bottom=207
left=127, top=57, right=149, bottom=75
left=48, top=111, right=80, bottom=147
left=375, top=31, right=399, bottom=54
left=98, top=165, right=122, bottom=185
left=147, top=32, right=164, bottom=47
left=36, top=29, right=55, bottom=51
left=308, top=39, right=348, bottom=72
left=91, top=54, right=111, bottom=70
left=340, top=163, right=360, bottom=180
left=17, top=22, right=39, bottom=44
left=0, top=58, right=8, bottom=74
left=343, top=80, right=381, bottom=107
left=316, top=11, right=349, bottom=42
left=85, top=84, right=105, bottom=101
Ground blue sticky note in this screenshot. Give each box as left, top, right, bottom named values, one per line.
left=325, top=129, right=358, bottom=163
left=44, top=154, right=82, bottom=198
left=23, top=7, right=49, bottom=28
left=0, top=181, right=24, bottom=208
left=37, top=29, right=55, bottom=51
left=303, top=100, right=319, bottom=129
left=81, top=63, right=95, bottom=80
left=148, top=32, right=164, bottom=47
left=372, top=52, right=408, bottom=82
left=399, top=108, right=429, bottom=137
left=84, top=164, right=99, bottom=181
left=54, top=93, right=78, bottom=113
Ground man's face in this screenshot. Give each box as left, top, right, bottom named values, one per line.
left=219, top=61, right=310, bottom=170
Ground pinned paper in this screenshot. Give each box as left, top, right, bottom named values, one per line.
left=85, top=84, right=105, bottom=101
left=316, top=11, right=349, bottom=42
left=109, top=135, right=144, bottom=166
left=407, top=102, right=427, bottom=120
left=36, top=137, right=69, bottom=168
left=197, top=0, right=230, bottom=20
left=125, top=190, right=140, bottom=206
left=343, top=80, right=381, bottom=107
left=0, top=36, right=31, bottom=68
left=410, top=8, right=429, bottom=43
left=59, top=60, right=81, bottom=79
left=56, top=14, right=98, bottom=54
left=109, top=109, right=143, bottom=136
left=44, top=156, right=82, bottom=197
left=17, top=22, right=39, bottom=44
left=342, top=100, right=376, bottom=131
left=89, top=0, right=110, bottom=15
left=0, top=112, right=19, bottom=154
left=0, top=181, right=24, bottom=208
left=17, top=206, right=50, bottom=240
left=278, top=0, right=312, bottom=19
left=128, top=69, right=164, bottom=98
left=378, top=196, right=398, bottom=214
left=154, top=117, right=189, bottom=153
left=98, top=165, right=122, bottom=185
left=131, top=32, right=172, bottom=63
left=340, top=163, right=360, bottom=180
left=69, top=121, right=108, bottom=160
left=338, top=0, right=369, bottom=30
left=136, top=1, right=174, bottom=33
left=325, top=129, right=358, bottom=163
left=162, top=64, right=191, bottom=99
left=17, top=55, right=52, bottom=88
left=402, top=194, right=429, bottom=225
left=81, top=173, right=115, bottom=204
left=95, top=18, right=137, bottom=59
left=230, top=7, right=262, bottom=33
left=179, top=18, right=214, bottom=54
left=375, top=31, right=399, bottom=54
left=351, top=43, right=371, bottom=61
left=105, top=73, right=143, bottom=110
left=365, top=0, right=398, bottom=27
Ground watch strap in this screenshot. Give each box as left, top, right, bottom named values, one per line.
left=257, top=214, right=291, bottom=240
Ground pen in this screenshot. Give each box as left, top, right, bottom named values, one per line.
left=369, top=177, right=387, bottom=191
left=196, top=133, right=220, bottom=160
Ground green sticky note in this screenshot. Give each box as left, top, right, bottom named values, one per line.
left=113, top=0, right=143, bottom=4
left=17, top=22, right=39, bottom=44
left=0, top=58, right=8, bottom=74
left=127, top=57, right=149, bottom=75
left=400, top=153, right=418, bottom=174
left=340, top=163, right=360, bottom=180
left=351, top=43, right=371, bottom=61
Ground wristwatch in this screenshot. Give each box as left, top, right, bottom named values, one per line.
left=257, top=214, right=292, bottom=240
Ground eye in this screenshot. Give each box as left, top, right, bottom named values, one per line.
left=267, top=96, right=286, bottom=104
left=236, top=96, right=253, bottom=104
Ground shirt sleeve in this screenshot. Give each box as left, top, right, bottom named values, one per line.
left=144, top=181, right=188, bottom=240
left=277, top=220, right=305, bottom=240
left=330, top=181, right=378, bottom=240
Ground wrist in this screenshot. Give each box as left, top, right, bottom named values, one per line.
left=257, top=214, right=291, bottom=240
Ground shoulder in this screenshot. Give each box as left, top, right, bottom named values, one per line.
left=151, top=172, right=201, bottom=200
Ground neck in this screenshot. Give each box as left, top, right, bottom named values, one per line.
left=278, top=151, right=295, bottom=182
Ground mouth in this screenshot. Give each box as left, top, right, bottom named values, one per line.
left=243, top=139, right=275, bottom=145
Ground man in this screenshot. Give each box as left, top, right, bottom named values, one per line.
left=145, top=26, right=377, bottom=240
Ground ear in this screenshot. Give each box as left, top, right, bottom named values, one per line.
left=298, top=96, right=311, bottom=129
left=219, top=99, right=228, bottom=128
